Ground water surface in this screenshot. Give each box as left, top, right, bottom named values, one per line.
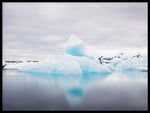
left=2, top=70, right=147, bottom=111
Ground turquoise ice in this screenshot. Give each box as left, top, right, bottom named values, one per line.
left=5, top=34, right=148, bottom=74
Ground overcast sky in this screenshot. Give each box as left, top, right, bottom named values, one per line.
left=3, top=2, right=147, bottom=61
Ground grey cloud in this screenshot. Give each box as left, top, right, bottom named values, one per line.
left=3, top=3, right=147, bottom=60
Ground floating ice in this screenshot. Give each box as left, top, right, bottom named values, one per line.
left=110, top=58, right=122, bottom=67
left=104, top=63, right=119, bottom=71
left=50, top=60, right=82, bottom=75
left=102, top=57, right=113, bottom=61
left=116, top=57, right=147, bottom=71
left=12, top=34, right=112, bottom=74
left=65, top=34, right=85, bottom=57
left=17, top=57, right=56, bottom=73
left=56, top=54, right=112, bottom=74
left=3, top=63, right=19, bottom=70
left=4, top=34, right=147, bottom=74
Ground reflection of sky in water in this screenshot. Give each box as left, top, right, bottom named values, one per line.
left=3, top=70, right=147, bottom=110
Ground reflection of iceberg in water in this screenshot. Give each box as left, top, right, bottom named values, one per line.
left=3, top=70, right=147, bottom=110
left=63, top=74, right=109, bottom=107
left=65, top=73, right=110, bottom=107
left=65, top=87, right=84, bottom=107
left=51, top=74, right=83, bottom=107
left=48, top=73, right=109, bottom=107
left=22, top=71, right=109, bottom=107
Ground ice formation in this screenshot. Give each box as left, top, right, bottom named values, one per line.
left=54, top=54, right=112, bottom=74
left=50, top=59, right=82, bottom=74
left=65, top=34, right=85, bottom=57
left=17, top=57, right=56, bottom=73
left=110, top=58, right=122, bottom=67
left=116, top=57, right=147, bottom=71
left=6, top=34, right=111, bottom=74
left=4, top=34, right=148, bottom=74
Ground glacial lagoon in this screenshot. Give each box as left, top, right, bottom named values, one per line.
left=3, top=69, right=147, bottom=111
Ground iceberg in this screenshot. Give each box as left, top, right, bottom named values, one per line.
left=14, top=34, right=112, bottom=74
left=50, top=60, right=82, bottom=75
left=104, top=63, right=119, bottom=71
left=17, top=57, right=56, bottom=73
left=116, top=57, right=147, bottom=71
left=65, top=34, right=85, bottom=57
left=110, top=58, right=122, bottom=67
left=4, top=34, right=147, bottom=74
left=56, top=54, right=112, bottom=74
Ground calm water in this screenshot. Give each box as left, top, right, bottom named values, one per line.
left=2, top=70, right=147, bottom=111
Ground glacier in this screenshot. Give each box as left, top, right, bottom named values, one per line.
left=4, top=34, right=148, bottom=74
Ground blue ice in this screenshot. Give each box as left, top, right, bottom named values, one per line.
left=5, top=34, right=148, bottom=74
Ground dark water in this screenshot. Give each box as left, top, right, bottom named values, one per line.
left=2, top=70, right=147, bottom=111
